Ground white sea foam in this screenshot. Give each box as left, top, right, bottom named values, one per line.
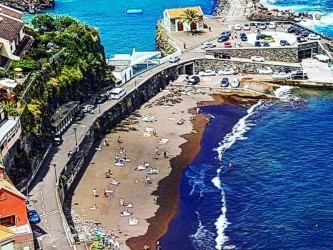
left=213, top=101, right=263, bottom=249
left=190, top=211, right=215, bottom=249
left=273, top=85, right=294, bottom=100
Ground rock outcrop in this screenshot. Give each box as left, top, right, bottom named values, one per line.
left=0, top=0, right=54, bottom=13
left=247, top=0, right=313, bottom=21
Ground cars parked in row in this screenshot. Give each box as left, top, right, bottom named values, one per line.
left=240, top=33, right=248, bottom=41
left=251, top=56, right=265, bottom=62
left=188, top=75, right=200, bottom=85
left=297, top=36, right=306, bottom=43
left=217, top=35, right=229, bottom=43
left=308, top=33, right=321, bottom=40
left=280, top=40, right=290, bottom=46
left=199, top=69, right=216, bottom=76
left=272, top=72, right=291, bottom=80
left=218, top=68, right=235, bottom=75
left=213, top=52, right=231, bottom=59
left=169, top=55, right=180, bottom=63
left=220, top=77, right=229, bottom=87
left=234, top=24, right=242, bottom=30
left=255, top=41, right=270, bottom=47
left=258, top=23, right=267, bottom=30
left=201, top=42, right=216, bottom=49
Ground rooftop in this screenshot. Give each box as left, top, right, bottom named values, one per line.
left=0, top=176, right=25, bottom=199
left=0, top=4, right=23, bottom=19
left=165, top=6, right=203, bottom=19
left=51, top=101, right=80, bottom=127
left=0, top=118, right=19, bottom=145
left=0, top=13, right=24, bottom=41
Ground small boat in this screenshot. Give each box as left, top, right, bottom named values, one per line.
left=126, top=9, right=143, bottom=14
left=120, top=210, right=133, bottom=217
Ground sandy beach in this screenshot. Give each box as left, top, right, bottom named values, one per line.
left=70, top=87, right=223, bottom=249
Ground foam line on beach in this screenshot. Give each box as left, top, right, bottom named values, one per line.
left=213, top=100, right=263, bottom=249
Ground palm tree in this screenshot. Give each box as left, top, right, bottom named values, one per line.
left=180, top=9, right=203, bottom=30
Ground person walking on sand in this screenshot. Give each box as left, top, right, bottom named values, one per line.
left=163, top=151, right=168, bottom=158
left=155, top=147, right=159, bottom=155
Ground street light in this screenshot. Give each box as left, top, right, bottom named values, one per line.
left=73, top=127, right=78, bottom=147
left=53, top=164, right=57, bottom=185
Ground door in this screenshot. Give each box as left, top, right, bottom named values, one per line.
left=191, top=22, right=197, bottom=30
left=177, top=22, right=183, bottom=32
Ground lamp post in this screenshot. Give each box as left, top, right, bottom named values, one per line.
left=73, top=127, right=78, bottom=147
left=53, top=163, right=57, bottom=185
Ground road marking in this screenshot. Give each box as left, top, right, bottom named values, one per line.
left=40, top=191, right=43, bottom=195
left=47, top=226, right=50, bottom=231
left=40, top=209, right=60, bottom=218
left=41, top=198, right=44, bottom=202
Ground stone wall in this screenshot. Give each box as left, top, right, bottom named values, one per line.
left=193, top=58, right=301, bottom=73
left=0, top=0, right=54, bottom=13
left=207, top=47, right=299, bottom=63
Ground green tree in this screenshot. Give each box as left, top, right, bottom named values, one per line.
left=180, top=9, right=203, bottom=30
left=54, top=16, right=79, bottom=31
left=32, top=14, right=55, bottom=31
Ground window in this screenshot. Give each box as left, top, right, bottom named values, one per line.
left=0, top=215, right=16, bottom=227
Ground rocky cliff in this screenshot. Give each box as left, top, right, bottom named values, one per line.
left=0, top=0, right=54, bottom=13
left=247, top=0, right=313, bottom=21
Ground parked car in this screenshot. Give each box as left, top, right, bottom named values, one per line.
left=95, top=94, right=108, bottom=104
left=199, top=69, right=216, bottom=76
left=287, top=26, right=300, bottom=33
left=290, top=70, right=308, bottom=80
left=224, top=41, right=232, bottom=48
left=243, top=23, right=251, bottom=30
left=262, top=41, right=270, bottom=47
left=169, top=55, right=180, bottom=63
left=251, top=56, right=265, bottom=62
left=220, top=77, right=229, bottom=87
left=220, top=30, right=232, bottom=37
left=213, top=52, right=231, bottom=59
left=297, top=36, right=306, bottom=43
left=280, top=40, right=290, bottom=46
left=201, top=42, right=216, bottom=49
left=296, top=29, right=311, bottom=37
left=28, top=210, right=41, bottom=223
left=240, top=33, right=248, bottom=41
left=74, top=111, right=85, bottom=121
left=244, top=67, right=257, bottom=73
left=256, top=34, right=267, bottom=40
left=231, top=78, right=240, bottom=88
left=258, top=23, right=267, bottom=29
left=217, top=35, right=229, bottom=43
left=268, top=22, right=276, bottom=29
left=234, top=23, right=242, bottom=30
left=218, top=68, right=235, bottom=75
left=272, top=72, right=291, bottom=80
left=255, top=41, right=262, bottom=47
left=278, top=67, right=292, bottom=74
left=52, top=136, right=63, bottom=146
left=109, top=87, right=126, bottom=99
left=81, top=104, right=95, bottom=113
left=188, top=75, right=200, bottom=85
left=258, top=67, right=273, bottom=74
left=308, top=33, right=321, bottom=40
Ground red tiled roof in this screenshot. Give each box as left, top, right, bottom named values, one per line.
left=0, top=14, right=24, bottom=41
left=0, top=4, right=23, bottom=19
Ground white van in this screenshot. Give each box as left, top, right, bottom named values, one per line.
left=109, top=87, right=126, bottom=100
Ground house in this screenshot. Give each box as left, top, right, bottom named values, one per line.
left=107, top=48, right=161, bottom=83
left=0, top=104, right=21, bottom=160
left=0, top=164, right=34, bottom=249
left=162, top=6, right=204, bottom=32
left=0, top=4, right=34, bottom=69
left=0, top=225, right=15, bottom=250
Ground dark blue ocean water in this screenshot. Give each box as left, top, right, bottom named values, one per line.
left=161, top=89, right=333, bottom=249
left=261, top=0, right=333, bottom=37
left=25, top=0, right=216, bottom=57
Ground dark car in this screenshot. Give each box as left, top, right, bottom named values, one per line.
left=220, top=77, right=229, bottom=87
left=28, top=209, right=41, bottom=223
left=262, top=41, right=270, bottom=47
left=240, top=33, right=248, bottom=41
left=52, top=136, right=63, bottom=146
left=95, top=94, right=108, bottom=104
left=74, top=111, right=85, bottom=121
left=280, top=40, right=290, bottom=46
left=297, top=36, right=306, bottom=43
left=290, top=70, right=308, bottom=80
left=220, top=30, right=232, bottom=37
left=188, top=76, right=200, bottom=85
left=287, top=26, right=300, bottom=33
left=296, top=30, right=311, bottom=37
left=278, top=67, right=292, bottom=74
left=214, top=52, right=231, bottom=59
left=255, top=41, right=262, bottom=47
left=256, top=34, right=267, bottom=40
left=217, top=35, right=229, bottom=43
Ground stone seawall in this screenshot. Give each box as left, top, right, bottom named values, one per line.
left=207, top=46, right=299, bottom=63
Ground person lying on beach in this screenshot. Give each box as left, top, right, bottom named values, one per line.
left=90, top=204, right=98, bottom=210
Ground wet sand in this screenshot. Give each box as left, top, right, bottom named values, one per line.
left=71, top=88, right=224, bottom=249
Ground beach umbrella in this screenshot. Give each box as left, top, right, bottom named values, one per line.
left=13, top=68, right=23, bottom=72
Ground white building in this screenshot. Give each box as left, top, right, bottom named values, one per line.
left=162, top=6, right=204, bottom=32
left=0, top=4, right=33, bottom=69
left=107, top=49, right=161, bottom=83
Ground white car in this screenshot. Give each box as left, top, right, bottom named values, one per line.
left=258, top=67, right=273, bottom=74
left=243, top=23, right=251, bottom=31
left=218, top=68, right=235, bottom=75
left=231, top=78, right=240, bottom=88
left=258, top=23, right=267, bottom=29
left=308, top=33, right=321, bottom=40
left=81, top=104, right=95, bottom=113
left=272, top=72, right=290, bottom=80
left=201, top=42, right=216, bottom=49
left=169, top=55, right=180, bottom=63
left=268, top=22, right=276, bottom=29
left=199, top=69, right=216, bottom=76
left=251, top=56, right=265, bottom=62
left=234, top=23, right=242, bottom=30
